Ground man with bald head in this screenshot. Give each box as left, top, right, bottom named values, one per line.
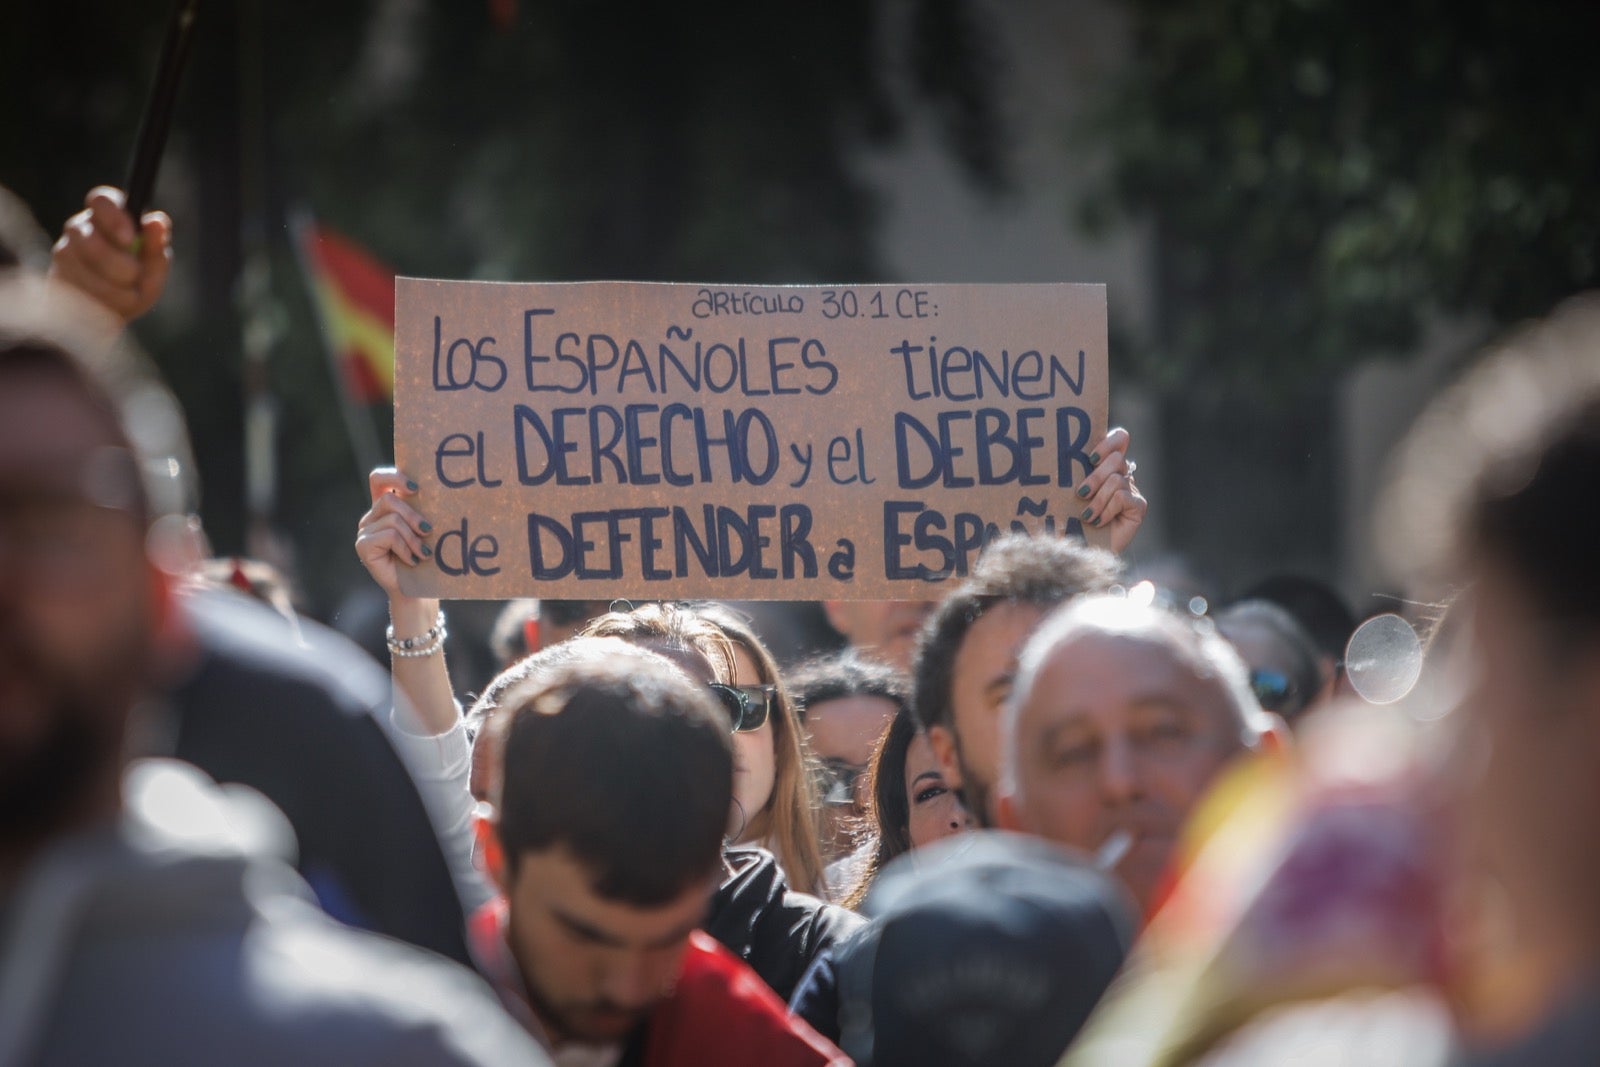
left=998, top=596, right=1279, bottom=916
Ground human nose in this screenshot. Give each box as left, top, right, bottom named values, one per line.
left=1097, top=735, right=1143, bottom=805
left=602, top=950, right=666, bottom=1010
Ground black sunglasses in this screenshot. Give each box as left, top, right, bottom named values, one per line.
left=708, top=683, right=775, bottom=733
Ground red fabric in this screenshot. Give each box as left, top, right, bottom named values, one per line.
left=643, top=932, right=849, bottom=1067
left=340, top=348, right=386, bottom=405
left=298, top=221, right=396, bottom=403
left=304, top=225, right=396, bottom=323
left=467, top=904, right=848, bottom=1066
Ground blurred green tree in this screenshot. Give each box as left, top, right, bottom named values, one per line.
left=275, top=0, right=1006, bottom=283
left=3, top=0, right=1005, bottom=612
left=1085, top=0, right=1600, bottom=391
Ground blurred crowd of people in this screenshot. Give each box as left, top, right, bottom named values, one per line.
left=2, top=183, right=1598, bottom=1067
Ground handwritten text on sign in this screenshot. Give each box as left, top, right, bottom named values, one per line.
left=394, top=280, right=1108, bottom=599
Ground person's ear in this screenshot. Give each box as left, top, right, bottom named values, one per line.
left=474, top=804, right=509, bottom=892
left=926, top=725, right=964, bottom=790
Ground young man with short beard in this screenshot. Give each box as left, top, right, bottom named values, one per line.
left=471, top=647, right=847, bottom=1067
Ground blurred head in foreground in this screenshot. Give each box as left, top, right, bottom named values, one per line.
left=0, top=278, right=159, bottom=862
left=1379, top=293, right=1600, bottom=1027
left=832, top=831, right=1135, bottom=1067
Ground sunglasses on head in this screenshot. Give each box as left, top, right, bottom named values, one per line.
left=1249, top=668, right=1297, bottom=712
left=708, top=683, right=775, bottom=733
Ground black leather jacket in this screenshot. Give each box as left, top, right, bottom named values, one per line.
left=704, top=847, right=865, bottom=1002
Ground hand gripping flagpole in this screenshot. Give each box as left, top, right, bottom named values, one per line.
left=124, top=0, right=200, bottom=237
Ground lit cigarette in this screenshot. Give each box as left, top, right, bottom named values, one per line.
left=1096, top=829, right=1133, bottom=870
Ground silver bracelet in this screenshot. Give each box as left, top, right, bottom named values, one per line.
left=387, top=610, right=446, bottom=655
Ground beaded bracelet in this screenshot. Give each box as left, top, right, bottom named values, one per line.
left=387, top=611, right=447, bottom=656
left=389, top=626, right=447, bottom=658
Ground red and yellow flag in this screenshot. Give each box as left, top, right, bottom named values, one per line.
left=299, top=223, right=396, bottom=404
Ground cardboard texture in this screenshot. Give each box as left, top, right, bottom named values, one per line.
left=395, top=279, right=1107, bottom=599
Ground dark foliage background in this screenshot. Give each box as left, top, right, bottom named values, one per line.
left=3, top=0, right=1003, bottom=613
left=4, top=0, right=1594, bottom=611
left=1084, top=0, right=1600, bottom=393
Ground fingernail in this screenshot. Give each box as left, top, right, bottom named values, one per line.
left=420, top=543, right=432, bottom=558
left=1089, top=451, right=1101, bottom=466
left=1081, top=507, right=1094, bottom=521
left=405, top=479, right=418, bottom=492
left=419, top=520, right=433, bottom=534
left=1076, top=484, right=1091, bottom=499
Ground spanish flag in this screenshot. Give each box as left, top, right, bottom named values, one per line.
left=298, top=222, right=396, bottom=404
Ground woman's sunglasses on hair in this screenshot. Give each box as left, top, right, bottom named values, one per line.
left=708, top=683, right=776, bottom=733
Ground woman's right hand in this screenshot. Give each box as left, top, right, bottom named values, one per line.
left=355, top=468, right=433, bottom=601
left=357, top=469, right=456, bottom=733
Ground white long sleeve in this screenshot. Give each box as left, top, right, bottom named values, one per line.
left=384, top=700, right=491, bottom=911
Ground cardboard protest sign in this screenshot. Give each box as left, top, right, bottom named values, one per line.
left=395, top=280, right=1107, bottom=599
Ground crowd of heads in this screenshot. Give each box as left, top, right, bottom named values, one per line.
left=9, top=187, right=1600, bottom=1066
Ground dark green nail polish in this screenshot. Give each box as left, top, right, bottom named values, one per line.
left=406, top=479, right=419, bottom=492
left=1076, top=484, right=1091, bottom=498
left=420, top=520, right=433, bottom=533
left=1081, top=507, right=1094, bottom=521
left=1089, top=452, right=1101, bottom=466
left=420, top=543, right=432, bottom=557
